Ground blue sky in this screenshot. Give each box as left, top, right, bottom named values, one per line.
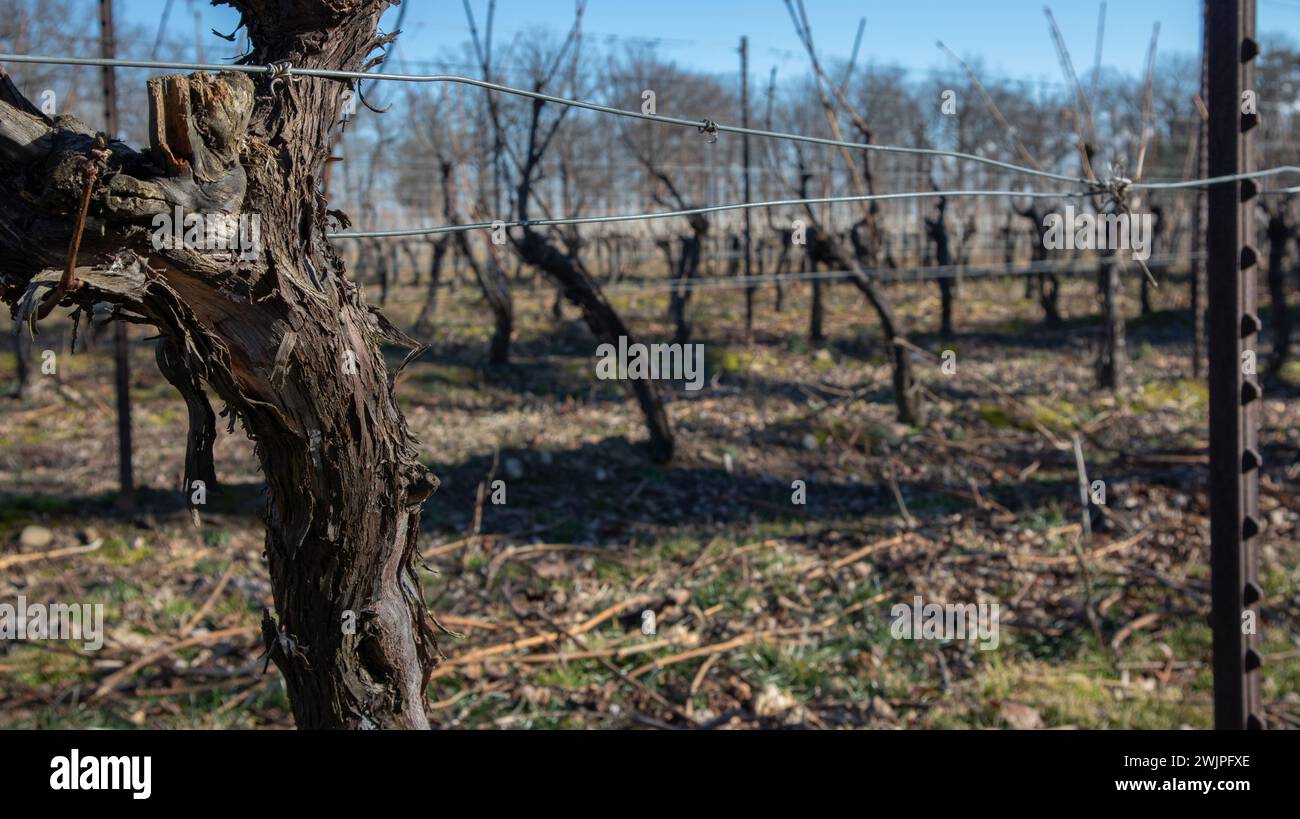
left=118, top=0, right=1300, bottom=84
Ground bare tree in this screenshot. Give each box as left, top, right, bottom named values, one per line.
left=636, top=160, right=709, bottom=344
left=398, top=85, right=512, bottom=361
left=924, top=195, right=956, bottom=337
left=411, top=153, right=455, bottom=341
left=785, top=2, right=924, bottom=423
left=617, top=55, right=731, bottom=344
left=456, top=9, right=518, bottom=365
left=479, top=2, right=674, bottom=461
left=1012, top=199, right=1063, bottom=327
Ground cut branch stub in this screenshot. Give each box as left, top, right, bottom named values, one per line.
left=148, top=72, right=255, bottom=181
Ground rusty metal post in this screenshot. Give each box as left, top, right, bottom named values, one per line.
left=1206, top=0, right=1265, bottom=730
left=100, top=0, right=134, bottom=513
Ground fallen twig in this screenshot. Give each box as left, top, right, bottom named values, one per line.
left=179, top=562, right=235, bottom=638
left=429, top=594, right=655, bottom=678
left=92, top=626, right=259, bottom=700
left=0, top=538, right=102, bottom=571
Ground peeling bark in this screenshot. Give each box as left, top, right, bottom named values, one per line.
left=155, top=336, right=218, bottom=495
left=0, top=0, right=440, bottom=729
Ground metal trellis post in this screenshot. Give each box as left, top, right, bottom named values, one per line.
left=1206, top=0, right=1265, bottom=731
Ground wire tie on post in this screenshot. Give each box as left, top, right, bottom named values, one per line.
left=266, top=60, right=299, bottom=96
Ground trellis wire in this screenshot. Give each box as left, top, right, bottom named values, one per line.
left=0, top=52, right=1092, bottom=186
left=2, top=52, right=1297, bottom=243
left=5, top=51, right=1299, bottom=199
left=327, top=189, right=1091, bottom=239
left=374, top=252, right=1203, bottom=301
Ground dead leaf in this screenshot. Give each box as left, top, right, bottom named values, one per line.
left=999, top=701, right=1043, bottom=730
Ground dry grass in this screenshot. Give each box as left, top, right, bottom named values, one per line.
left=2, top=268, right=1298, bottom=729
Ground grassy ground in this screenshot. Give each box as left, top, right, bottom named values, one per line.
left=2, top=265, right=1298, bottom=729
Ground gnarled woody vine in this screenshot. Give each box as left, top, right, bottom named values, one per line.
left=0, top=0, right=439, bottom=729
